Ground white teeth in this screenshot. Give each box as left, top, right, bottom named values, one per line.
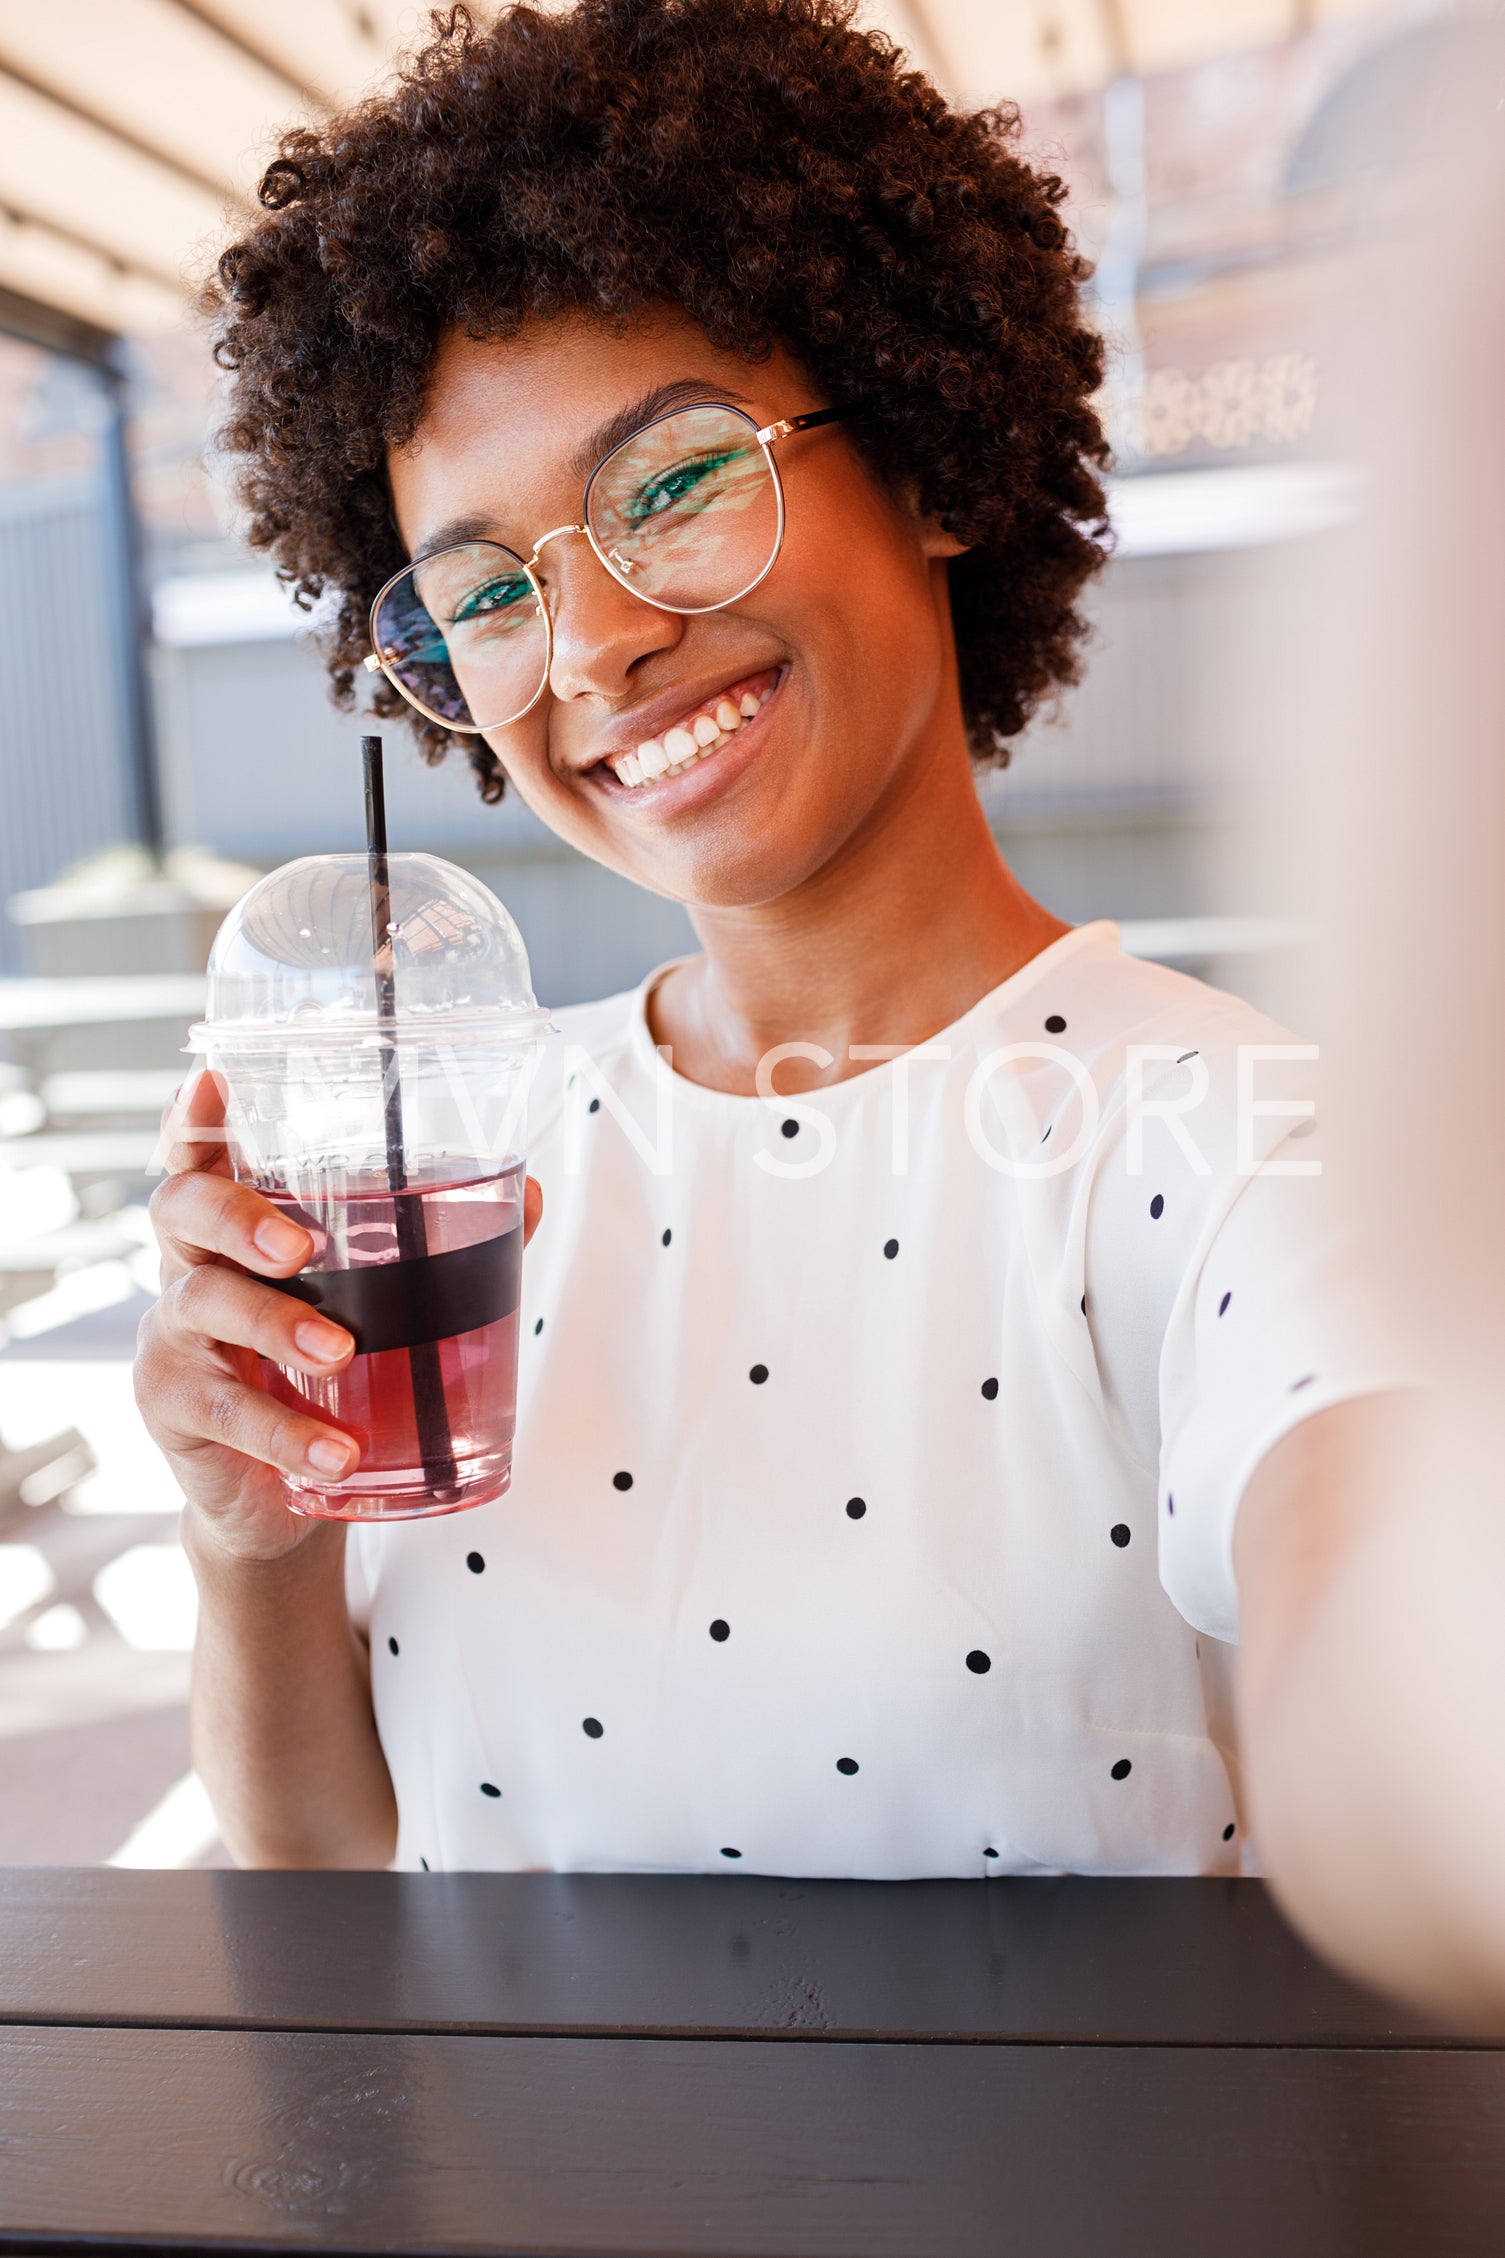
left=610, top=683, right=773, bottom=789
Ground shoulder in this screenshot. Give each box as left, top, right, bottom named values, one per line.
left=965, top=924, right=1313, bottom=1183
left=998, top=922, right=1302, bottom=1078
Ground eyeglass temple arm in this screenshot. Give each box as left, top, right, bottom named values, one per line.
left=756, top=406, right=846, bottom=446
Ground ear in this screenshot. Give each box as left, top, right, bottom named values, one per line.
left=920, top=520, right=970, bottom=560
left=892, top=471, right=970, bottom=560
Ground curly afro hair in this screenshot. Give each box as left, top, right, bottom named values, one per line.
left=209, top=0, right=1109, bottom=804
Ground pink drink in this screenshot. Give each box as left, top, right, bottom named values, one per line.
left=259, top=1163, right=525, bottom=1521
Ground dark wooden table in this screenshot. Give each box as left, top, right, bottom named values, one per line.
left=0, top=1870, right=1501, bottom=2255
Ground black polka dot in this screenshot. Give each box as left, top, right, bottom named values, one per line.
left=419, top=1856, right=430, bottom=1871
left=984, top=1847, right=999, bottom=1858
left=387, top=1635, right=399, bottom=1656
left=1218, top=1291, right=1232, bottom=1317
left=1166, top=1494, right=1175, bottom=1517
left=1222, top=1822, right=1236, bottom=1842
left=480, top=1781, right=501, bottom=1798
left=883, top=1238, right=899, bottom=1260
left=780, top=1118, right=799, bottom=1139
left=720, top=1846, right=742, bottom=1859
left=1045, top=1013, right=1067, bottom=1034
left=966, top=1649, right=992, bottom=1674
left=613, top=1470, right=634, bottom=1491
left=1080, top=1292, right=1087, bottom=1315
left=582, top=1717, right=603, bottom=1738
left=749, top=1363, right=769, bottom=1385
left=588, top=1096, right=600, bottom=1113
left=1176, top=1049, right=1199, bottom=1065
left=1111, top=1758, right=1132, bottom=1781
left=533, top=1316, right=544, bottom=1335
left=1290, top=1374, right=1316, bottom=1392
left=845, top=1497, right=866, bottom=1520
left=466, top=1552, right=485, bottom=1575
left=709, top=1619, right=730, bottom=1642
left=981, top=1377, right=999, bottom=1401
left=1040, top=1124, right=1052, bottom=1143
left=1110, top=1523, right=1131, bottom=1549
left=836, top=1757, right=859, bottom=1776
left=661, top=1228, right=672, bottom=1247
left=1149, top=1193, right=1165, bottom=1220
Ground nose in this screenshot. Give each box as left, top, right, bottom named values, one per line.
left=536, top=527, right=684, bottom=702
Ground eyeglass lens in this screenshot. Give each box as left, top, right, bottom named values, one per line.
left=371, top=404, right=781, bottom=731
left=585, top=404, right=779, bottom=611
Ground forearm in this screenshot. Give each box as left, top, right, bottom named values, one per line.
left=184, top=1508, right=397, bottom=1869
left=1240, top=1452, right=1505, bottom=2028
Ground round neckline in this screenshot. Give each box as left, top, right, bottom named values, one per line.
left=624, top=920, right=1121, bottom=1115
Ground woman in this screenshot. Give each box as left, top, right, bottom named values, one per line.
left=137, top=0, right=1395, bottom=1889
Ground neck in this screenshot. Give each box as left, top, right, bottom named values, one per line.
left=649, top=717, right=1068, bottom=1097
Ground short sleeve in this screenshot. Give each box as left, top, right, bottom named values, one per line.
left=1156, top=1149, right=1410, bottom=1645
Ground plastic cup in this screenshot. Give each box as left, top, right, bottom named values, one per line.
left=190, top=852, right=548, bottom=1520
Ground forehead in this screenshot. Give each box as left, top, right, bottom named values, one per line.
left=386, top=310, right=805, bottom=547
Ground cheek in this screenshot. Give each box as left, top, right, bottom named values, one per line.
left=784, top=516, right=948, bottom=763
left=782, top=475, right=942, bottom=669
left=478, top=721, right=579, bottom=834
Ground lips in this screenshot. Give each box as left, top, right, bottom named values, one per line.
left=581, top=666, right=781, bottom=794
left=612, top=679, right=775, bottom=789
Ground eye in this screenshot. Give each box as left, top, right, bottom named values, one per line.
left=449, top=572, right=535, bottom=625
left=626, top=448, right=744, bottom=525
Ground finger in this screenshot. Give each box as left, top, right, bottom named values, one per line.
left=160, top=1068, right=231, bottom=1177
left=163, top=1363, right=361, bottom=1483
left=523, top=1174, right=543, bottom=1247
left=150, top=1167, right=313, bottom=1280
left=155, top=1264, right=354, bottom=1374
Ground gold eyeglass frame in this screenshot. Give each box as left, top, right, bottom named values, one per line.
left=363, top=401, right=845, bottom=734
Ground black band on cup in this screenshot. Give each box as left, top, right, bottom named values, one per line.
left=278, top=1224, right=523, bottom=1357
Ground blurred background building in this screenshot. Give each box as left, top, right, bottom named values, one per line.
left=0, top=0, right=1472, bottom=1865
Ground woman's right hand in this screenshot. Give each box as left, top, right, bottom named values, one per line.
left=134, top=1071, right=360, bottom=1563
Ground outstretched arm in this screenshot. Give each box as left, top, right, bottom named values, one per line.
left=1235, top=1396, right=1505, bottom=2027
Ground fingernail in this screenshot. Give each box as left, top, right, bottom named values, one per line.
left=255, top=1218, right=308, bottom=1265
left=295, top=1319, right=350, bottom=1365
left=307, top=1436, right=354, bottom=1475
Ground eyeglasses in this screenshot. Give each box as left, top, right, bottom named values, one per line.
left=364, top=400, right=844, bottom=734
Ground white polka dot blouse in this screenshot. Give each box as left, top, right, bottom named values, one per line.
left=347, top=921, right=1401, bottom=1879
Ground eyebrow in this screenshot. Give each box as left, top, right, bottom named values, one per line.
left=411, top=513, right=494, bottom=566
left=568, top=378, right=751, bottom=484
left=408, top=377, right=753, bottom=566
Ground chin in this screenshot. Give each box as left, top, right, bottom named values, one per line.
left=630, top=801, right=850, bottom=912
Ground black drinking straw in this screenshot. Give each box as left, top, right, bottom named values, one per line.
left=363, top=735, right=459, bottom=1496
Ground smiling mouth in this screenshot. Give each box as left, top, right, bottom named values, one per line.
left=601, top=669, right=779, bottom=790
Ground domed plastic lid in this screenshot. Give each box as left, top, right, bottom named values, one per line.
left=191, top=852, right=550, bottom=1047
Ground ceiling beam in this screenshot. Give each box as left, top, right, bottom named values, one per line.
left=161, top=0, right=317, bottom=104
left=0, top=195, right=184, bottom=298
left=0, top=74, right=224, bottom=297
left=0, top=57, right=237, bottom=207
left=0, top=207, right=185, bottom=334
left=0, top=278, right=115, bottom=365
